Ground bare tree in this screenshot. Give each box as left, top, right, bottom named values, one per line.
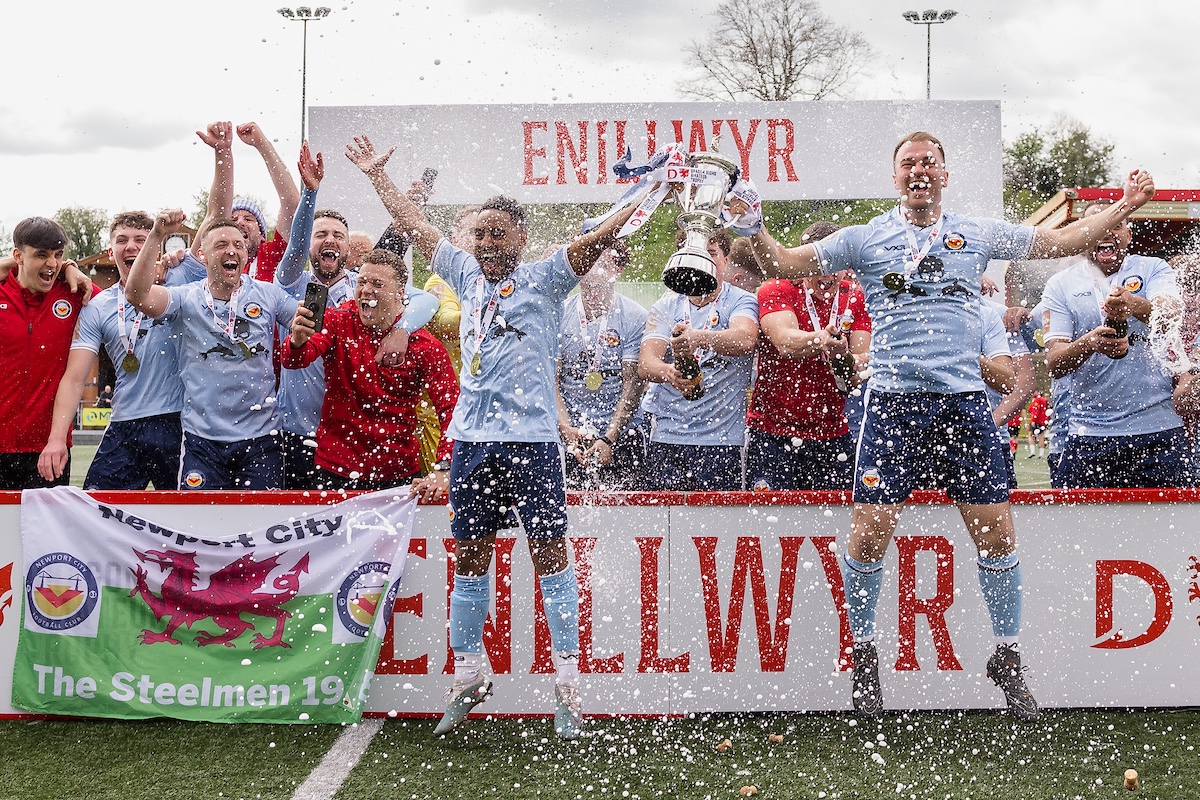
left=678, top=0, right=872, bottom=101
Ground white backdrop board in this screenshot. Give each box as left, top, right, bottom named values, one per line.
left=308, top=100, right=1003, bottom=237
left=3, top=490, right=1197, bottom=719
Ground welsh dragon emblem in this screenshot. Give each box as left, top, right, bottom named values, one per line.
left=128, top=548, right=310, bottom=649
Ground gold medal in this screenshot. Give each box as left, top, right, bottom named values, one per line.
left=471, top=352, right=482, bottom=376
left=584, top=370, right=603, bottom=391
left=237, top=341, right=254, bottom=358
left=882, top=272, right=906, bottom=291
left=121, top=353, right=140, bottom=374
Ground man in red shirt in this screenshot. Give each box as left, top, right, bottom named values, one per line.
left=0, top=217, right=96, bottom=488
left=1025, top=391, right=1049, bottom=459
left=284, top=248, right=458, bottom=495
left=746, top=222, right=871, bottom=490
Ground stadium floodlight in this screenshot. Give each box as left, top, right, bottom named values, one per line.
left=902, top=8, right=958, bottom=99
left=278, top=6, right=333, bottom=142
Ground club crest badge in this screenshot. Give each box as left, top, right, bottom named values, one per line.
left=52, top=300, right=73, bottom=319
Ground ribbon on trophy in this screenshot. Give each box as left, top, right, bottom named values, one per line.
left=581, top=144, right=762, bottom=239
left=719, top=178, right=763, bottom=236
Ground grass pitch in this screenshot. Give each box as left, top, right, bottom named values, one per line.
left=0, top=709, right=1195, bottom=799
left=341, top=709, right=1197, bottom=800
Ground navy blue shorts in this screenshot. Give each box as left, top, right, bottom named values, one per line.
left=1057, top=428, right=1189, bottom=489
left=852, top=390, right=1009, bottom=505
left=745, top=428, right=854, bottom=491
left=180, top=432, right=284, bottom=490
left=448, top=441, right=568, bottom=542
left=646, top=441, right=744, bottom=491
left=85, top=413, right=182, bottom=490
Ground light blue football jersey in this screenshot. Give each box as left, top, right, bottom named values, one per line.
left=432, top=240, right=578, bottom=443
left=558, top=292, right=648, bottom=434
left=162, top=278, right=298, bottom=442
left=640, top=282, right=759, bottom=446
left=1042, top=254, right=1181, bottom=437
left=72, top=284, right=184, bottom=423
left=815, top=208, right=1035, bottom=394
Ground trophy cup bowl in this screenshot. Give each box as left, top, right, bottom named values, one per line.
left=661, top=150, right=739, bottom=297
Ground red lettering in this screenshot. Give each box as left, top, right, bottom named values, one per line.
left=637, top=537, right=689, bottom=672
left=556, top=121, right=588, bottom=185
left=376, top=538, right=428, bottom=675
left=724, top=119, right=761, bottom=180
left=442, top=537, right=515, bottom=675
left=671, top=119, right=683, bottom=144
left=811, top=536, right=854, bottom=671
left=693, top=536, right=804, bottom=672
left=645, top=120, right=658, bottom=160
left=573, top=537, right=623, bottom=673
left=522, top=121, right=549, bottom=186
left=766, top=119, right=799, bottom=183
left=533, top=538, right=624, bottom=673
left=596, top=121, right=608, bottom=185
left=1094, top=560, right=1174, bottom=649
left=894, top=536, right=962, bottom=671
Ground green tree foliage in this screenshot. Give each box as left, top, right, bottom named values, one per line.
left=1003, top=119, right=1115, bottom=221
left=53, top=206, right=110, bottom=261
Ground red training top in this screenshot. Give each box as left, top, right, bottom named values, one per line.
left=1027, top=394, right=1048, bottom=427
left=748, top=278, right=871, bottom=441
left=281, top=302, right=459, bottom=483
left=245, top=233, right=287, bottom=284
left=0, top=274, right=96, bottom=452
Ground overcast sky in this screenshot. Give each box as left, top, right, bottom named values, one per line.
left=2, top=0, right=1194, bottom=234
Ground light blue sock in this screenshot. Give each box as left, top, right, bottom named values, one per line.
left=538, top=565, right=580, bottom=654
left=977, top=552, right=1022, bottom=639
left=842, top=553, right=884, bottom=642
left=448, top=572, right=490, bottom=654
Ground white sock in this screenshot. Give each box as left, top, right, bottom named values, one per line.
left=996, top=636, right=1019, bottom=649
left=554, top=650, right=581, bottom=688
left=1039, top=448, right=1045, bottom=457
left=453, top=651, right=483, bottom=683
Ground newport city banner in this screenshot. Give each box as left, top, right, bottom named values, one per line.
left=12, top=487, right=414, bottom=723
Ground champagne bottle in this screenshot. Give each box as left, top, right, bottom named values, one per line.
left=670, top=323, right=705, bottom=400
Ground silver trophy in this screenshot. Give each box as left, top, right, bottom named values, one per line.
left=661, top=147, right=739, bottom=296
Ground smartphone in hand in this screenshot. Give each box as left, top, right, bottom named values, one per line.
left=303, top=281, right=329, bottom=334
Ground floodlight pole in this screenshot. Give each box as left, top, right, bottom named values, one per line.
left=278, top=7, right=332, bottom=142
left=902, top=10, right=958, bottom=100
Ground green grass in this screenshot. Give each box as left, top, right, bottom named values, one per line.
left=69, top=444, right=96, bottom=489
left=0, top=718, right=341, bottom=800
left=4, top=710, right=1190, bottom=800
left=340, top=710, right=1199, bottom=800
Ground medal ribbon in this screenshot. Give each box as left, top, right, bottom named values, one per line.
left=116, top=285, right=145, bottom=358
left=578, top=298, right=609, bottom=376
left=471, top=274, right=504, bottom=367
left=802, top=286, right=841, bottom=334
left=896, top=208, right=944, bottom=279
left=203, top=276, right=245, bottom=344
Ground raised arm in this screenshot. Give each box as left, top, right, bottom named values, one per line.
left=191, top=122, right=234, bottom=257
left=345, top=135, right=445, bottom=262
left=1028, top=170, right=1155, bottom=259
left=238, top=122, right=301, bottom=243
left=275, top=142, right=323, bottom=293
left=126, top=211, right=183, bottom=318
left=566, top=196, right=649, bottom=278
left=749, top=226, right=822, bottom=281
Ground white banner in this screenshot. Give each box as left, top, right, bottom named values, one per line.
left=2, top=493, right=1196, bottom=718
left=309, top=100, right=1003, bottom=236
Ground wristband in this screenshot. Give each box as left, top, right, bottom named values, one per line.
left=600, top=433, right=617, bottom=447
